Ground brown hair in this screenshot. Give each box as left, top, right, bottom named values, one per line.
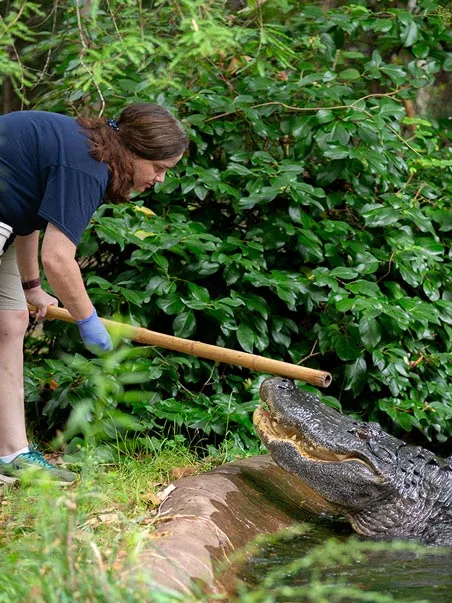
left=77, top=103, right=188, bottom=201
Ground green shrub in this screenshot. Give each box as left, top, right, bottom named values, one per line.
left=11, top=0, right=451, bottom=450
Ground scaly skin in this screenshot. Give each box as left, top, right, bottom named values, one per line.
left=253, top=377, right=452, bottom=546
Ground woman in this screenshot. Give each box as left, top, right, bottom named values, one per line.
left=0, top=103, right=188, bottom=483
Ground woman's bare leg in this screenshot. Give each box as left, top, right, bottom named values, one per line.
left=0, top=309, right=29, bottom=455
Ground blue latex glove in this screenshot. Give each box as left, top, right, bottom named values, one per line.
left=76, top=308, right=113, bottom=353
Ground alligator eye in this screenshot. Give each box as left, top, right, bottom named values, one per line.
left=346, top=425, right=369, bottom=441
left=355, top=428, right=370, bottom=441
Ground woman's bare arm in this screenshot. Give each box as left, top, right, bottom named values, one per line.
left=41, top=223, right=93, bottom=321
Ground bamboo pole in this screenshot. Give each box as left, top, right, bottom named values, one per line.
left=28, top=304, right=332, bottom=388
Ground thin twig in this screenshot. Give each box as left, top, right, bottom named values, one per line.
left=204, top=88, right=406, bottom=123
left=105, top=0, right=123, bottom=40
left=297, top=338, right=320, bottom=366
left=386, top=124, right=422, bottom=156
left=9, top=42, right=26, bottom=109
left=31, top=0, right=60, bottom=91
left=413, top=183, right=426, bottom=201
left=204, top=88, right=421, bottom=156
left=377, top=250, right=396, bottom=284
left=74, top=0, right=105, bottom=116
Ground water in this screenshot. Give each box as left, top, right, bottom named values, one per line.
left=236, top=520, right=452, bottom=602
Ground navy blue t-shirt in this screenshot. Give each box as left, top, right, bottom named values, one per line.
left=0, top=111, right=110, bottom=245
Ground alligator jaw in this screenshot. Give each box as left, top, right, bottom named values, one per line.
left=253, top=406, right=370, bottom=468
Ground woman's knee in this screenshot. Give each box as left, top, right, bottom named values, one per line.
left=0, top=310, right=29, bottom=340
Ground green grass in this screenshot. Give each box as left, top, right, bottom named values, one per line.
left=0, top=440, right=207, bottom=603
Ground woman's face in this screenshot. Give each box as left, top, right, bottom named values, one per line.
left=131, top=153, right=183, bottom=193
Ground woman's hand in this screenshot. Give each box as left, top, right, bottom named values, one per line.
left=24, top=287, right=58, bottom=321
left=76, top=308, right=113, bottom=353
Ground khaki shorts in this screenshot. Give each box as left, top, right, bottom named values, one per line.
left=0, top=243, right=27, bottom=310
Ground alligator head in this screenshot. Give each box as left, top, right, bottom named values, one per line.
left=254, top=377, right=452, bottom=546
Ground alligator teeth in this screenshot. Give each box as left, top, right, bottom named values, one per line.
left=272, top=421, right=278, bottom=429
left=291, top=435, right=297, bottom=441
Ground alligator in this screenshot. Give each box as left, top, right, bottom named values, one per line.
left=253, top=377, right=452, bottom=546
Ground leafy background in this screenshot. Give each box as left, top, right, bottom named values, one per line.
left=1, top=0, right=451, bottom=456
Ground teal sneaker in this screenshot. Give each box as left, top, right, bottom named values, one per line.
left=0, top=449, right=77, bottom=485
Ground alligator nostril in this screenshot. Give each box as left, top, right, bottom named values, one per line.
left=277, top=379, right=291, bottom=389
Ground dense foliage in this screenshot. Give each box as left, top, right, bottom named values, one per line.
left=2, top=0, right=451, bottom=454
